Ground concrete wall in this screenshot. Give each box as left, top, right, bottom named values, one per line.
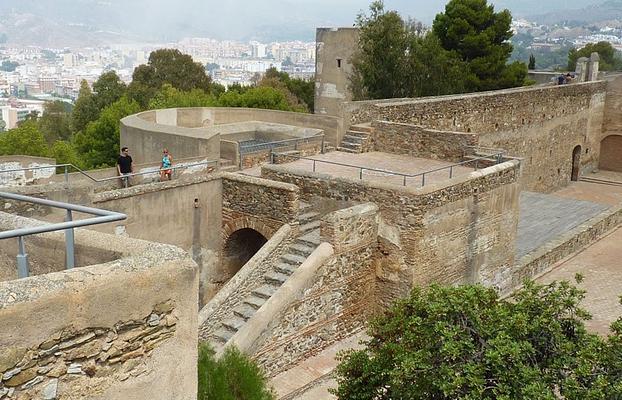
left=203, top=108, right=342, bottom=148
left=92, top=174, right=222, bottom=306
left=123, top=108, right=342, bottom=164
left=346, top=82, right=607, bottom=192
left=120, top=112, right=220, bottom=165
left=262, top=159, right=521, bottom=302
left=371, top=120, right=478, bottom=162
left=0, top=213, right=198, bottom=400
left=0, top=156, right=56, bottom=187
left=314, top=28, right=359, bottom=118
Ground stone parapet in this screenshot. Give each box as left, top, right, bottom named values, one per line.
left=371, top=121, right=478, bottom=162
left=0, top=213, right=198, bottom=400
left=222, top=172, right=300, bottom=232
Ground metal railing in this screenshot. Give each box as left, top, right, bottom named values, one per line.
left=0, top=192, right=127, bottom=279
left=272, top=151, right=506, bottom=187
left=0, top=159, right=219, bottom=186
left=239, top=134, right=325, bottom=155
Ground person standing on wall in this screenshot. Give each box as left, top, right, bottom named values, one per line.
left=160, top=148, right=173, bottom=181
left=117, top=146, right=133, bottom=188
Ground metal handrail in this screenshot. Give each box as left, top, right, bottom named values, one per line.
left=272, top=151, right=505, bottom=187
left=0, top=159, right=219, bottom=184
left=0, top=192, right=127, bottom=278
left=239, top=134, right=325, bottom=154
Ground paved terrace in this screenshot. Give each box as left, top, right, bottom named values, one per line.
left=272, top=151, right=475, bottom=187
left=517, top=172, right=622, bottom=259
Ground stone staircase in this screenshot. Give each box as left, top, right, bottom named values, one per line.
left=210, top=201, right=322, bottom=351
left=337, top=123, right=374, bottom=154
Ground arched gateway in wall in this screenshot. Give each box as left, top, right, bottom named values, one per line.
left=599, top=135, right=622, bottom=172
left=222, top=228, right=267, bottom=277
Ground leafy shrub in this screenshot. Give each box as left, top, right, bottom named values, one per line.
left=198, top=343, right=276, bottom=400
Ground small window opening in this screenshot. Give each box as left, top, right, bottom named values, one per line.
left=336, top=59, right=342, bottom=68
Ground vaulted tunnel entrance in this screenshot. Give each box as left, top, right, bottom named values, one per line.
left=222, top=228, right=267, bottom=277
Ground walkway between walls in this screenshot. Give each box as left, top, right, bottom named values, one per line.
left=271, top=331, right=367, bottom=400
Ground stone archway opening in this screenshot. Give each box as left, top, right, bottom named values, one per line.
left=571, top=145, right=582, bottom=181
left=222, top=228, right=267, bottom=277
left=599, top=135, right=622, bottom=172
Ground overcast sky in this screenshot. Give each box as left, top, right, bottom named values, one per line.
left=2, top=0, right=605, bottom=42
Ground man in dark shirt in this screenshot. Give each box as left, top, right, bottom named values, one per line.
left=117, top=147, right=133, bottom=188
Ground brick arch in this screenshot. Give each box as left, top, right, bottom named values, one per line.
left=599, top=134, right=622, bottom=172
left=221, top=216, right=275, bottom=244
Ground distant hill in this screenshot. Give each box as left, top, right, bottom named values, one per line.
left=494, top=0, right=604, bottom=17
left=527, top=0, right=622, bottom=25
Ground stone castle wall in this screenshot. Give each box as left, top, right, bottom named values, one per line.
left=222, top=173, right=300, bottom=240
left=346, top=82, right=607, bottom=192
left=262, top=160, right=521, bottom=303
left=371, top=120, right=478, bottom=162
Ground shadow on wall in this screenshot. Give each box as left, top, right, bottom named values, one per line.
left=222, top=228, right=268, bottom=278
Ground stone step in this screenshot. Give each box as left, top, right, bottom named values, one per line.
left=233, top=303, right=257, bottom=320
left=343, top=134, right=365, bottom=144
left=299, top=211, right=320, bottom=224
left=252, top=284, right=280, bottom=299
left=213, top=327, right=235, bottom=343
left=349, top=123, right=374, bottom=133
left=337, top=147, right=361, bottom=154
left=281, top=253, right=307, bottom=266
left=275, top=262, right=297, bottom=275
left=265, top=271, right=290, bottom=285
left=223, top=315, right=246, bottom=332
left=340, top=141, right=362, bottom=149
left=345, top=132, right=369, bottom=140
left=300, top=220, right=320, bottom=233
left=289, top=242, right=315, bottom=257
left=297, top=230, right=320, bottom=247
left=244, top=295, right=267, bottom=309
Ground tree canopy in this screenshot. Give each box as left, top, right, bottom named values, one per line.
left=38, top=100, right=73, bottom=144
left=433, top=0, right=526, bottom=91
left=333, top=279, right=622, bottom=399
left=568, top=41, right=622, bottom=71
left=0, top=121, right=49, bottom=157
left=351, top=0, right=527, bottom=100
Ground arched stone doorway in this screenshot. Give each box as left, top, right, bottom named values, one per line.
left=222, top=228, right=267, bottom=277
left=599, top=135, right=622, bottom=172
left=571, top=145, right=582, bottom=181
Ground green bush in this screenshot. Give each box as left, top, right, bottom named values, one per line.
left=198, top=343, right=276, bottom=400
